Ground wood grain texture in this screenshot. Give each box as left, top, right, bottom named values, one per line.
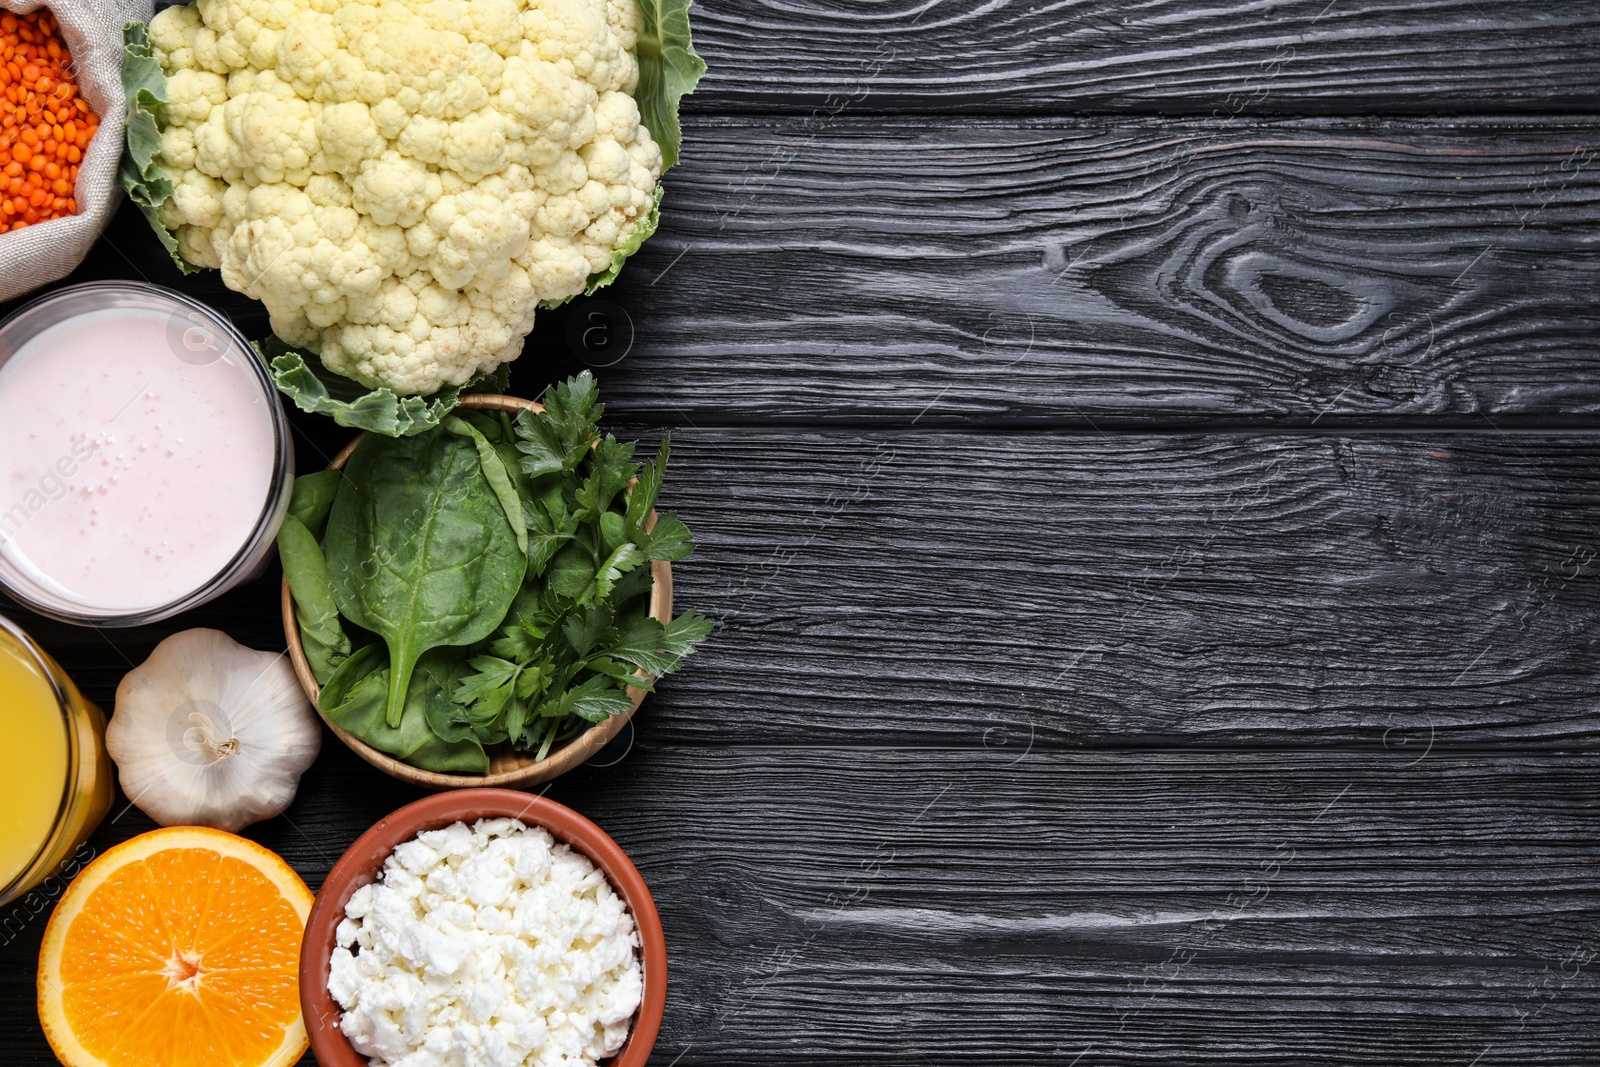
left=584, top=116, right=1600, bottom=426
left=6, top=742, right=1599, bottom=1065
left=619, top=428, right=1600, bottom=748
left=45, top=119, right=1600, bottom=429
left=685, top=0, right=1600, bottom=114
left=7, top=426, right=1599, bottom=749
left=604, top=747, right=1600, bottom=1065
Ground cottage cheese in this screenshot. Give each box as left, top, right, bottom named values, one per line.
left=328, top=818, right=643, bottom=1067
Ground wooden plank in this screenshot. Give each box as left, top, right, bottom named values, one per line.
left=576, top=116, right=1600, bottom=426
left=9, top=426, right=1599, bottom=748
left=594, top=747, right=1600, bottom=1064
left=643, top=428, right=1600, bottom=748
left=685, top=0, right=1600, bottom=114
left=6, top=743, right=1598, bottom=1064
left=38, top=119, right=1600, bottom=428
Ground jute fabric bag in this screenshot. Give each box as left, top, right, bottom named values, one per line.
left=0, top=0, right=153, bottom=300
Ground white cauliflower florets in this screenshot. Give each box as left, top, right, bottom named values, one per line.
left=151, top=0, right=664, bottom=396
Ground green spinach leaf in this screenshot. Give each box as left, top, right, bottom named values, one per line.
left=319, top=645, right=489, bottom=774
left=547, top=542, right=597, bottom=601
left=444, top=415, right=528, bottom=556
left=324, top=430, right=523, bottom=728
left=287, top=470, right=342, bottom=539
left=277, top=515, right=352, bottom=685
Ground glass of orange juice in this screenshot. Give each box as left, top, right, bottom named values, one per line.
left=0, top=614, right=111, bottom=907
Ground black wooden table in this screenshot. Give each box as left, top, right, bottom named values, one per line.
left=5, top=2, right=1600, bottom=1063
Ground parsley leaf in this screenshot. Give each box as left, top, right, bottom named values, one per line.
left=627, top=437, right=668, bottom=533
left=603, top=611, right=714, bottom=677
left=452, top=656, right=522, bottom=719
left=535, top=675, right=636, bottom=723
left=514, top=371, right=602, bottom=478
left=609, top=564, right=655, bottom=606
left=527, top=494, right=580, bottom=576
left=584, top=655, right=656, bottom=693
left=575, top=436, right=638, bottom=521
left=593, top=542, right=647, bottom=603
left=561, top=604, right=615, bottom=658
left=635, top=511, right=695, bottom=562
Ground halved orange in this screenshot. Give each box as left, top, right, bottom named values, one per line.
left=37, top=826, right=313, bottom=1067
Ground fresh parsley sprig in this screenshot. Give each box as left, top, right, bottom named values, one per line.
left=438, top=373, right=710, bottom=762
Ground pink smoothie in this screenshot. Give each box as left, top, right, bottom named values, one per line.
left=0, top=307, right=278, bottom=611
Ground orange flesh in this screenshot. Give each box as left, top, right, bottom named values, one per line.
left=50, top=844, right=306, bottom=1067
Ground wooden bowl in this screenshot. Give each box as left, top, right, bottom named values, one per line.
left=299, top=789, right=667, bottom=1067
left=281, top=394, right=672, bottom=791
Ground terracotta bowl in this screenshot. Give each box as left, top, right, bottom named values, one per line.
left=300, top=789, right=667, bottom=1067
left=281, top=393, right=672, bottom=790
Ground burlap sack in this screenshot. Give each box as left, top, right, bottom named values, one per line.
left=0, top=0, right=152, bottom=301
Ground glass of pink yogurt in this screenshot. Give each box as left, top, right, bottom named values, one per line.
left=0, top=282, right=292, bottom=625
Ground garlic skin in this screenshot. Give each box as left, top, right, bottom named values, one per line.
left=107, top=629, right=322, bottom=833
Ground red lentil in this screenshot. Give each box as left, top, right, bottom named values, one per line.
left=0, top=9, right=97, bottom=232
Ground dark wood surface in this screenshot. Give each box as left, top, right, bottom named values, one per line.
left=684, top=0, right=1600, bottom=114
left=4, top=1, right=1600, bottom=1065
left=587, top=117, right=1600, bottom=427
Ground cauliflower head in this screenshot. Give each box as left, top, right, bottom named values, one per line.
left=148, top=0, right=668, bottom=396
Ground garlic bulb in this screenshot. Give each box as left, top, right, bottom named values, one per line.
left=106, top=629, right=321, bottom=832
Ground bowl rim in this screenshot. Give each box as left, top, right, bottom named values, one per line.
left=280, top=393, right=673, bottom=790
left=299, top=789, right=667, bottom=1067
